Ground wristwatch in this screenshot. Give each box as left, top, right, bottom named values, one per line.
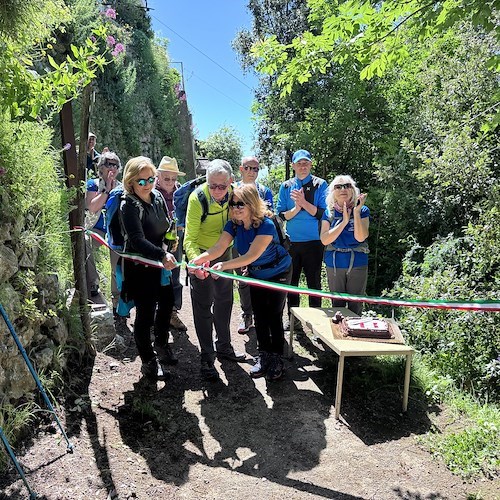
left=100, top=188, right=109, bottom=195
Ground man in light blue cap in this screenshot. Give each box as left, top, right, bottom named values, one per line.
left=276, top=149, right=328, bottom=329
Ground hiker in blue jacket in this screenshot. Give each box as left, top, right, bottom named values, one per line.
left=85, top=152, right=121, bottom=305
left=276, top=149, right=327, bottom=330
left=320, top=175, right=369, bottom=315
left=194, top=184, right=292, bottom=381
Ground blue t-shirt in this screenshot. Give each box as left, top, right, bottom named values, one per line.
left=276, top=173, right=327, bottom=242
left=223, top=217, right=291, bottom=279
left=86, top=178, right=105, bottom=231
left=322, top=206, right=370, bottom=269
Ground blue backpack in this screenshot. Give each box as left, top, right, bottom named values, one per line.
left=173, top=176, right=208, bottom=227
left=105, top=186, right=144, bottom=250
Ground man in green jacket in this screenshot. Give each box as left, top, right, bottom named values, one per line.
left=185, top=159, right=246, bottom=380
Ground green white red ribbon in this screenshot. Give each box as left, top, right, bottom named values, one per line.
left=186, top=265, right=500, bottom=313
left=78, top=227, right=500, bottom=312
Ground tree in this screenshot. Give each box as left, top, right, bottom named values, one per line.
left=252, top=0, right=499, bottom=92
left=196, top=126, right=243, bottom=171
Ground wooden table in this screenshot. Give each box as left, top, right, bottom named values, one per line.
left=288, top=307, right=414, bottom=419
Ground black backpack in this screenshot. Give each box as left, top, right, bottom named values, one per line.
left=272, top=215, right=290, bottom=251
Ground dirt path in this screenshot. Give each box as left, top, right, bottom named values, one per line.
left=1, top=272, right=498, bottom=499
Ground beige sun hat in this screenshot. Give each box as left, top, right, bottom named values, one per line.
left=157, top=156, right=186, bottom=176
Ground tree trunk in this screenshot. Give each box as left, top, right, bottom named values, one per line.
left=60, top=85, right=93, bottom=349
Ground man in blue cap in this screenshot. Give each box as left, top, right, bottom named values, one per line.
left=276, top=149, right=328, bottom=329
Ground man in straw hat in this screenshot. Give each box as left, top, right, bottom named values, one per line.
left=156, top=156, right=188, bottom=332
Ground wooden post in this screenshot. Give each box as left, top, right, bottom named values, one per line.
left=59, top=85, right=93, bottom=347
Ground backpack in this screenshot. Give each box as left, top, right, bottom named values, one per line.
left=105, top=187, right=144, bottom=250
left=173, top=176, right=209, bottom=227
left=272, top=214, right=290, bottom=251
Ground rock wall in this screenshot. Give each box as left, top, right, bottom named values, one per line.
left=0, top=213, right=72, bottom=403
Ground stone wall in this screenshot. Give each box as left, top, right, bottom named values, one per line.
left=0, top=212, right=72, bottom=403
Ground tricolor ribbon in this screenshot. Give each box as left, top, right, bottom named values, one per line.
left=78, top=227, right=500, bottom=312
left=186, top=264, right=500, bottom=313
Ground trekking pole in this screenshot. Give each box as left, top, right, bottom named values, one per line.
left=0, top=303, right=74, bottom=453
left=0, top=426, right=38, bottom=499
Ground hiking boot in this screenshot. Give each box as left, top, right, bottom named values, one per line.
left=249, top=352, right=270, bottom=378
left=216, top=350, right=247, bottom=362
left=200, top=360, right=219, bottom=381
left=238, top=314, right=254, bottom=334
left=141, top=358, right=171, bottom=382
left=155, top=343, right=178, bottom=365
left=170, top=310, right=187, bottom=331
left=265, top=353, right=284, bottom=381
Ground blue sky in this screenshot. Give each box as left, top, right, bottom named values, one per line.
left=147, top=1, right=258, bottom=156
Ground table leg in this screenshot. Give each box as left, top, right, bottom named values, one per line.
left=287, top=311, right=295, bottom=358
left=335, top=355, right=345, bottom=419
left=402, top=353, right=412, bottom=412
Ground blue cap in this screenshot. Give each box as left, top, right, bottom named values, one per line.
left=292, top=149, right=312, bottom=163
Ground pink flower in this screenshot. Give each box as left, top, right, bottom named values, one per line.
left=106, top=35, right=116, bottom=47
left=112, top=43, right=125, bottom=57
left=63, top=143, right=72, bottom=151
left=0, top=167, right=5, bottom=176
left=105, top=8, right=116, bottom=19
left=90, top=35, right=96, bottom=42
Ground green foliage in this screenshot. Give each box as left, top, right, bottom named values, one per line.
left=68, top=0, right=183, bottom=163
left=253, top=0, right=499, bottom=94
left=392, top=207, right=500, bottom=402
left=196, top=126, right=243, bottom=170
left=422, top=392, right=500, bottom=479
left=0, top=116, right=73, bottom=281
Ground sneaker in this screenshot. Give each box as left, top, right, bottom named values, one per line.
left=266, top=353, right=284, bottom=381
left=170, top=310, right=187, bottom=331
left=155, top=343, right=178, bottom=365
left=249, top=352, right=270, bottom=378
left=238, top=314, right=254, bottom=334
left=200, top=360, right=219, bottom=381
left=216, top=350, right=247, bottom=362
left=141, top=358, right=170, bottom=381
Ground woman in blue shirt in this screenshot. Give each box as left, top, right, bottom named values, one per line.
left=320, top=175, right=369, bottom=315
left=192, top=184, right=292, bottom=381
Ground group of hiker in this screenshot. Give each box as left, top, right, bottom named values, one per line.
left=85, top=135, right=370, bottom=383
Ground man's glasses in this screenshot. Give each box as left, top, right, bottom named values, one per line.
left=243, top=165, right=259, bottom=172
left=136, top=176, right=155, bottom=186
left=334, top=183, right=352, bottom=190
left=208, top=183, right=229, bottom=191
left=229, top=201, right=246, bottom=209
left=160, top=176, right=177, bottom=182
left=106, top=163, right=119, bottom=169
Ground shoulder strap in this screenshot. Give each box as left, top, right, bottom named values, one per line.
left=195, top=187, right=209, bottom=222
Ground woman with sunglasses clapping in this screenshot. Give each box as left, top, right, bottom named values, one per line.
left=320, top=175, right=370, bottom=315
left=120, top=156, right=178, bottom=382
left=192, top=184, right=292, bottom=381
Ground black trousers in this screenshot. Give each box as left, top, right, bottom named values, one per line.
left=134, top=283, right=175, bottom=363
left=287, top=240, right=324, bottom=310
left=250, top=266, right=292, bottom=354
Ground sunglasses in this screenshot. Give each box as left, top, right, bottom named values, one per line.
left=334, top=183, right=353, bottom=190
left=208, top=183, right=228, bottom=191
left=160, top=176, right=177, bottom=181
left=229, top=201, right=246, bottom=209
left=106, top=162, right=119, bottom=169
left=243, top=165, right=259, bottom=172
left=136, top=176, right=155, bottom=186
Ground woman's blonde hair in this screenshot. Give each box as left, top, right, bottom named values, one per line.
left=326, top=174, right=359, bottom=209
left=230, top=184, right=271, bottom=227
left=122, top=156, right=156, bottom=194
